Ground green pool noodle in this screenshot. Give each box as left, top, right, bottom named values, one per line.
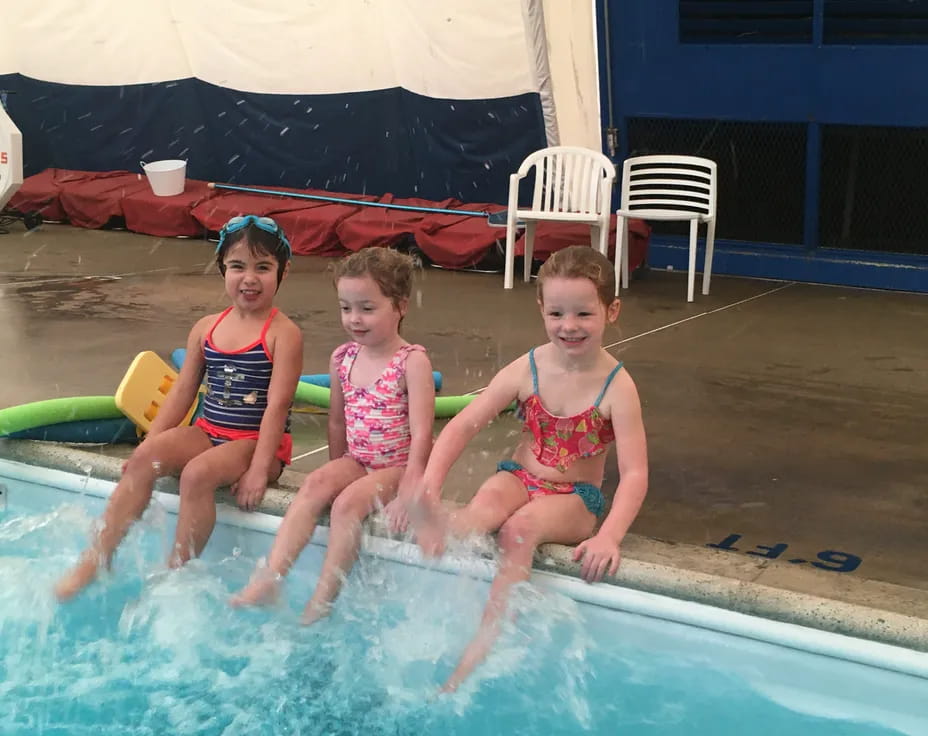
left=434, top=395, right=481, bottom=418
left=293, top=381, right=332, bottom=408
left=293, top=381, right=485, bottom=418
left=0, top=396, right=123, bottom=437
left=0, top=371, right=485, bottom=440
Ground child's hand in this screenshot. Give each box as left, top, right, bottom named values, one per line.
left=232, top=468, right=268, bottom=512
left=384, top=498, right=409, bottom=534
left=572, top=534, right=622, bottom=583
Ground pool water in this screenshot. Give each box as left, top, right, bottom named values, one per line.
left=0, top=466, right=926, bottom=735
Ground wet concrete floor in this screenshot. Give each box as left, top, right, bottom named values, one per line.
left=1, top=224, right=926, bottom=597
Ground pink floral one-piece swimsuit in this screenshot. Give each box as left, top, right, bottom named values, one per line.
left=335, top=341, right=426, bottom=470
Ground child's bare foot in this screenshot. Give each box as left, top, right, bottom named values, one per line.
left=299, top=599, right=332, bottom=626
left=54, top=554, right=101, bottom=602
left=410, top=496, right=448, bottom=558
left=229, top=567, right=282, bottom=607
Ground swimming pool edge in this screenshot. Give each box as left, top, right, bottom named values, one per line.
left=3, top=439, right=926, bottom=658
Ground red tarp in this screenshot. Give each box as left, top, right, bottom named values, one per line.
left=8, top=168, right=86, bottom=221
left=190, top=187, right=383, bottom=257
left=336, top=194, right=461, bottom=251
left=122, top=180, right=216, bottom=238
left=526, top=217, right=651, bottom=268
left=414, top=202, right=508, bottom=268
left=57, top=171, right=150, bottom=229
left=416, top=209, right=650, bottom=273
left=8, top=170, right=651, bottom=270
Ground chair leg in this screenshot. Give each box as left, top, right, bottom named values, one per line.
left=702, top=217, right=716, bottom=296
left=593, top=222, right=608, bottom=256
left=613, top=217, right=623, bottom=296
left=621, top=222, right=630, bottom=289
left=687, top=220, right=698, bottom=303
left=523, top=222, right=536, bottom=283
left=614, top=216, right=629, bottom=294
left=504, top=217, right=516, bottom=289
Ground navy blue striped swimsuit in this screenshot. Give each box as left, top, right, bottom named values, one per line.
left=194, top=307, right=293, bottom=462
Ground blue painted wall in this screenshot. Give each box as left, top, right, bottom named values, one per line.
left=600, top=0, right=928, bottom=292
left=610, top=2, right=928, bottom=127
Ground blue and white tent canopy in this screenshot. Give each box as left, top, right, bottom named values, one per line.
left=0, top=0, right=601, bottom=204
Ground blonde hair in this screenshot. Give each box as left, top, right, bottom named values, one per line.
left=333, top=247, right=415, bottom=308
left=536, top=245, right=616, bottom=307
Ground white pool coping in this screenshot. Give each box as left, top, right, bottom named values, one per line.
left=1, top=453, right=927, bottom=683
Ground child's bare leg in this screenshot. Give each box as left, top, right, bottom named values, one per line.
left=55, top=427, right=211, bottom=601
left=302, top=467, right=403, bottom=624
left=447, top=472, right=530, bottom=538
left=443, top=536, right=533, bottom=692
left=443, top=494, right=595, bottom=692
left=231, top=457, right=365, bottom=606
left=413, top=471, right=529, bottom=557
left=169, top=440, right=271, bottom=568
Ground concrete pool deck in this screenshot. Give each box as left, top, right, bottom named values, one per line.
left=0, top=223, right=926, bottom=650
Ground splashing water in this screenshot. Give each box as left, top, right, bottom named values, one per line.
left=0, top=479, right=920, bottom=735
left=0, top=490, right=602, bottom=735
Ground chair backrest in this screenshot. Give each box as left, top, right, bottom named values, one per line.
left=619, top=155, right=717, bottom=218
left=517, top=146, right=615, bottom=215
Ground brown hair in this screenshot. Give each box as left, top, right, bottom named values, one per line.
left=216, top=223, right=291, bottom=286
left=536, top=245, right=616, bottom=307
left=333, top=246, right=415, bottom=308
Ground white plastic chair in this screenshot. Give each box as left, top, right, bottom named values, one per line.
left=615, top=155, right=717, bottom=302
left=504, top=146, right=615, bottom=289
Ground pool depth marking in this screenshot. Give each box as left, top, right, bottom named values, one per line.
left=708, top=532, right=863, bottom=573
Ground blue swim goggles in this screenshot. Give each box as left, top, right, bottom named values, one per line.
left=216, top=215, right=292, bottom=258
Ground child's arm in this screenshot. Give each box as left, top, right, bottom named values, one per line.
left=400, top=350, right=436, bottom=482
left=420, top=355, right=525, bottom=499
left=572, top=371, right=648, bottom=583
left=146, top=317, right=210, bottom=438
left=386, top=351, right=436, bottom=532
left=234, top=319, right=304, bottom=510
left=327, top=350, right=348, bottom=460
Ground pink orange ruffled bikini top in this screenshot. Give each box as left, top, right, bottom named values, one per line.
left=519, top=348, right=623, bottom=473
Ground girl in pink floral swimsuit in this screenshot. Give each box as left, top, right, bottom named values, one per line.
left=410, top=245, right=649, bottom=692
left=232, top=247, right=435, bottom=622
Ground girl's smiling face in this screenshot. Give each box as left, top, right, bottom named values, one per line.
left=337, top=274, right=406, bottom=347
left=539, top=276, right=619, bottom=355
left=222, top=240, right=286, bottom=312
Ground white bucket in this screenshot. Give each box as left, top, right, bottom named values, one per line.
left=140, top=159, right=186, bottom=197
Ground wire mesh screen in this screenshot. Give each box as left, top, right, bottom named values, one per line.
left=820, top=125, right=928, bottom=255
left=626, top=118, right=806, bottom=245
left=824, top=0, right=928, bottom=44
left=680, top=0, right=814, bottom=44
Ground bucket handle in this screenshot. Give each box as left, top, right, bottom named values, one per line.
left=139, top=160, right=187, bottom=170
